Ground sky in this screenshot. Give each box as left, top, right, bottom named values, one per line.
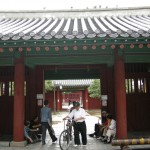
left=0, top=0, right=150, bottom=11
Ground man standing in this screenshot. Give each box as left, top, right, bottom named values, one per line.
left=63, top=102, right=87, bottom=146
left=41, top=100, right=57, bottom=145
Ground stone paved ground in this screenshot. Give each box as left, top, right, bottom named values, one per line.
left=0, top=110, right=150, bottom=150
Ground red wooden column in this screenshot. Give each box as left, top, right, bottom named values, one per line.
left=84, top=88, right=89, bottom=110
left=13, top=57, right=25, bottom=142
left=114, top=52, right=127, bottom=139
left=56, top=89, right=61, bottom=111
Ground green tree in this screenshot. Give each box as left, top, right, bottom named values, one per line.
left=88, top=79, right=101, bottom=99
left=45, top=80, right=53, bottom=93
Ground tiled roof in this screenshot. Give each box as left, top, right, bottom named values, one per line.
left=53, top=79, right=93, bottom=87
left=0, top=15, right=150, bottom=41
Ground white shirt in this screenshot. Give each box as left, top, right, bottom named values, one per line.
left=68, top=108, right=86, bottom=122
left=67, top=104, right=73, bottom=110
left=109, top=119, right=116, bottom=132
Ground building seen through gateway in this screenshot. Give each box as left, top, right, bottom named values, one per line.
left=0, top=1, right=150, bottom=147
left=44, top=79, right=100, bottom=111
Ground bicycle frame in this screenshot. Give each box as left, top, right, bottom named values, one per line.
left=59, top=119, right=73, bottom=150
left=65, top=119, right=73, bottom=134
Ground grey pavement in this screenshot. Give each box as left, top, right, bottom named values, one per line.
left=0, top=110, right=150, bottom=150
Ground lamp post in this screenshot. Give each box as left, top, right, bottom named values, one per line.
left=53, top=81, right=62, bottom=114
left=53, top=81, right=56, bottom=114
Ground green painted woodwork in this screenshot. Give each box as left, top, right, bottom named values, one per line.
left=14, top=52, right=21, bottom=58
left=125, top=55, right=150, bottom=63
left=0, top=37, right=148, bottom=47
left=0, top=37, right=150, bottom=67
left=44, top=69, right=100, bottom=80
left=25, top=55, right=114, bottom=65
left=0, top=58, right=14, bottom=66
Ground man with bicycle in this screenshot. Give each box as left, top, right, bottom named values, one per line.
left=63, top=102, right=87, bottom=147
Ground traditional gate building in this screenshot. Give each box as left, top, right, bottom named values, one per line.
left=0, top=7, right=150, bottom=146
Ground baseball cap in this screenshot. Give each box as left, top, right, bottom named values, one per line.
left=73, top=101, right=77, bottom=107
left=74, top=102, right=80, bottom=107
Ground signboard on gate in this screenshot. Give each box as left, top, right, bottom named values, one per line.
left=37, top=94, right=43, bottom=106
left=101, top=95, right=108, bottom=101
left=37, top=99, right=43, bottom=106
left=36, top=94, right=43, bottom=99
left=101, top=95, right=108, bottom=106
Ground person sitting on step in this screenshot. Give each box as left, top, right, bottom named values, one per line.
left=89, top=111, right=108, bottom=138
left=102, top=114, right=116, bottom=144
left=24, top=120, right=40, bottom=143
left=30, top=115, right=42, bottom=139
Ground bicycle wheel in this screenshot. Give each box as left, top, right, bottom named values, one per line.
left=59, top=130, right=70, bottom=150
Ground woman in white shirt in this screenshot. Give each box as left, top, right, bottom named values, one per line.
left=103, top=114, right=116, bottom=143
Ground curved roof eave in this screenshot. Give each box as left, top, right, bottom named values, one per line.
left=0, top=8, right=149, bottom=41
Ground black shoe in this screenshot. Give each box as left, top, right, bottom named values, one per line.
left=89, top=134, right=94, bottom=137
left=104, top=140, right=111, bottom=144
left=102, top=138, right=107, bottom=142
left=52, top=138, right=57, bottom=143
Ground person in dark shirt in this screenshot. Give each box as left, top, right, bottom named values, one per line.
left=30, top=116, right=42, bottom=138
left=89, top=111, right=108, bottom=138
left=101, top=111, right=107, bottom=124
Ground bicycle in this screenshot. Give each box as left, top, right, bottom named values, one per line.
left=59, top=118, right=73, bottom=150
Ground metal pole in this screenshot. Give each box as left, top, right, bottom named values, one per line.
left=54, top=82, right=56, bottom=114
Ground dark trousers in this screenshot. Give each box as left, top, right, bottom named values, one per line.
left=41, top=122, right=57, bottom=144
left=28, top=131, right=39, bottom=142
left=94, top=123, right=102, bottom=137
left=74, top=121, right=87, bottom=145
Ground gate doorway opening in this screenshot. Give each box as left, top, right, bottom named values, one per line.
left=44, top=79, right=101, bottom=111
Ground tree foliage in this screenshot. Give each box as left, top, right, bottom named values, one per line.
left=45, top=80, right=53, bottom=93
left=88, top=79, right=101, bottom=99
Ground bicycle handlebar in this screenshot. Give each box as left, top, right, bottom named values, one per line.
left=63, top=118, right=74, bottom=121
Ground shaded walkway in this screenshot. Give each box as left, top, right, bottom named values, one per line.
left=0, top=110, right=150, bottom=150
